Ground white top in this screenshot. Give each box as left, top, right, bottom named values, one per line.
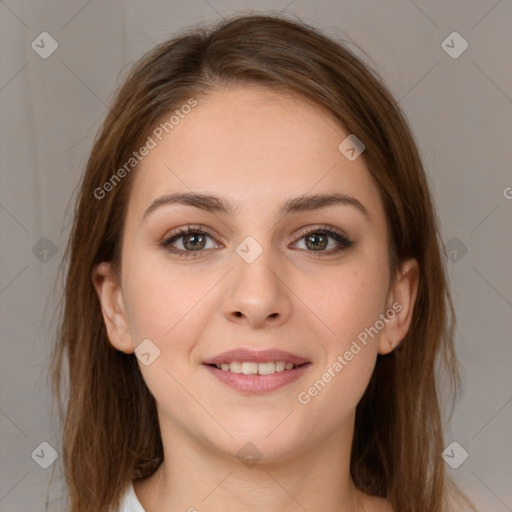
left=114, top=482, right=146, bottom=512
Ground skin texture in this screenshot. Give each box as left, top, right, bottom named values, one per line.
left=93, top=85, right=418, bottom=512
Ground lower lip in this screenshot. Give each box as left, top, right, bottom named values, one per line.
left=203, top=363, right=311, bottom=393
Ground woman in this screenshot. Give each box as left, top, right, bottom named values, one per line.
left=50, top=13, right=475, bottom=512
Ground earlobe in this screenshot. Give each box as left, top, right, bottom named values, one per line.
left=92, top=261, right=135, bottom=354
left=378, top=258, right=419, bottom=355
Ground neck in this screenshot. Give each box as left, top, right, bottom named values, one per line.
left=134, top=412, right=366, bottom=512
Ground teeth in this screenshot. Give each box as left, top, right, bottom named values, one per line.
left=214, top=361, right=299, bottom=375
left=258, top=362, right=275, bottom=375
left=275, top=361, right=285, bottom=372
left=241, top=362, right=258, bottom=375
left=230, top=362, right=242, bottom=373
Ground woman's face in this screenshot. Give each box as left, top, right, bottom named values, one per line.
left=95, top=85, right=417, bottom=463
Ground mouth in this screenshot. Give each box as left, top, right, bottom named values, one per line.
left=202, top=348, right=311, bottom=393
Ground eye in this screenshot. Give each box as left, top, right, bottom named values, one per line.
left=292, top=225, right=354, bottom=257
left=160, top=224, right=354, bottom=258
left=161, top=225, right=219, bottom=257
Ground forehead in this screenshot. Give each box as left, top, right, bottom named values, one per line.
left=126, top=85, right=385, bottom=224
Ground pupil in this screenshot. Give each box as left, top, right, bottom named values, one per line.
left=185, top=234, right=205, bottom=250
left=306, top=233, right=327, bottom=251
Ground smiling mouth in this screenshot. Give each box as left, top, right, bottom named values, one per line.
left=205, top=361, right=308, bottom=375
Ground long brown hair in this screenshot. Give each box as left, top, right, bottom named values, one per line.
left=49, top=13, right=475, bottom=512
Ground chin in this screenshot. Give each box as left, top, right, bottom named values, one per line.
left=215, top=437, right=302, bottom=468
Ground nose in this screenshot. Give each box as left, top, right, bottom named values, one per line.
left=222, top=244, right=292, bottom=329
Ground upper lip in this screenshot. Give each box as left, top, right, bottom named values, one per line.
left=203, top=348, right=310, bottom=366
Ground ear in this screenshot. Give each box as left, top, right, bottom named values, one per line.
left=92, top=261, right=135, bottom=354
left=378, top=258, right=419, bottom=355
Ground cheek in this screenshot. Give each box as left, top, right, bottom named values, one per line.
left=296, top=266, right=385, bottom=418
left=303, top=260, right=389, bottom=346
left=294, top=257, right=387, bottom=403
left=121, top=251, right=217, bottom=349
left=298, top=347, right=376, bottom=428
left=298, top=252, right=389, bottom=415
left=120, top=257, right=213, bottom=401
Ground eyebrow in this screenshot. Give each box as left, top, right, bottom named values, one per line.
left=142, top=191, right=370, bottom=221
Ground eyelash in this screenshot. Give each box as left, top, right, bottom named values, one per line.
left=161, top=224, right=354, bottom=259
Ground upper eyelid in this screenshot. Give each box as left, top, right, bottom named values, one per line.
left=163, top=225, right=216, bottom=242
left=294, top=224, right=349, bottom=238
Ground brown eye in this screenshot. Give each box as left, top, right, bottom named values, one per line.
left=161, top=226, right=218, bottom=257
left=293, top=225, right=354, bottom=257
left=180, top=232, right=207, bottom=251
left=304, top=232, right=329, bottom=251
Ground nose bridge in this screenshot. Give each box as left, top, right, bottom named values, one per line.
left=223, top=232, right=291, bottom=327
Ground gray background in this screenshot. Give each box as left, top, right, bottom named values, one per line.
left=1, top=1, right=511, bottom=511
